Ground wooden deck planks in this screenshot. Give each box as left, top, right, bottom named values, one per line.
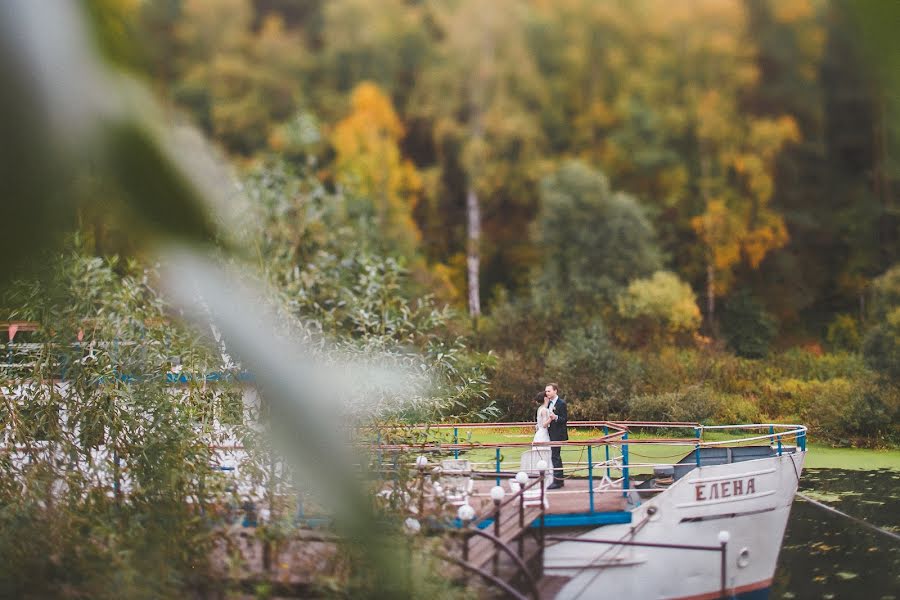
left=467, top=478, right=626, bottom=517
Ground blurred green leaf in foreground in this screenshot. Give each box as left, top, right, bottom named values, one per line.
left=0, top=1, right=440, bottom=597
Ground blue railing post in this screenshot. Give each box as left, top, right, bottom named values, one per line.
left=695, top=426, right=702, bottom=469
left=604, top=425, right=611, bottom=479
left=777, top=434, right=783, bottom=456
left=622, top=432, right=630, bottom=498
left=454, top=427, right=459, bottom=459
left=495, top=447, right=501, bottom=487
left=799, top=429, right=807, bottom=451
left=588, top=445, right=594, bottom=513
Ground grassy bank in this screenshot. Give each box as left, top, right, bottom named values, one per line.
left=419, top=426, right=900, bottom=472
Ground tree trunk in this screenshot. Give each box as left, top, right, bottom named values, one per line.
left=466, top=185, right=481, bottom=320
left=700, top=152, right=716, bottom=327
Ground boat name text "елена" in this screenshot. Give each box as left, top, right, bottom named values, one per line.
left=695, top=477, right=756, bottom=501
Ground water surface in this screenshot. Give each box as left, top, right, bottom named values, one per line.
left=773, top=468, right=899, bottom=599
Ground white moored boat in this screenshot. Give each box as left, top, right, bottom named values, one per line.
left=545, top=425, right=806, bottom=600
left=374, top=420, right=807, bottom=600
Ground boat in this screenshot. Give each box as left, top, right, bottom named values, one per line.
left=375, top=420, right=807, bottom=600
left=544, top=424, right=806, bottom=600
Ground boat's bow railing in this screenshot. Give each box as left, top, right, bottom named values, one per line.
left=363, top=421, right=808, bottom=508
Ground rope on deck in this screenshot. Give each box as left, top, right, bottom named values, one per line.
left=796, top=492, right=900, bottom=543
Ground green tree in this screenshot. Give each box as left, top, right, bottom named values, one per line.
left=863, top=265, right=900, bottom=383
left=172, top=0, right=306, bottom=153
left=534, top=161, right=662, bottom=316
left=721, top=289, right=778, bottom=358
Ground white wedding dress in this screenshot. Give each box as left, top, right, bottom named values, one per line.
left=533, top=406, right=551, bottom=444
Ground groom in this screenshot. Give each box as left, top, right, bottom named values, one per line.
left=545, top=383, right=568, bottom=489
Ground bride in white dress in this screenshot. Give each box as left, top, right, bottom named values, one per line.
left=531, top=392, right=554, bottom=487
left=533, top=393, right=552, bottom=445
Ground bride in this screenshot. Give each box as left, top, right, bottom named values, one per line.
left=533, top=391, right=553, bottom=445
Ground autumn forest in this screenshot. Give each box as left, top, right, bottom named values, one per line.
left=15, top=0, right=900, bottom=440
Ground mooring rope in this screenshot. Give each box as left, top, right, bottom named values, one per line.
left=796, top=492, right=900, bottom=542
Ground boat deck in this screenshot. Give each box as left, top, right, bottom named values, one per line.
left=465, top=477, right=627, bottom=516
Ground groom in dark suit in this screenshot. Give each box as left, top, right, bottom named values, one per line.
left=545, top=383, right=568, bottom=489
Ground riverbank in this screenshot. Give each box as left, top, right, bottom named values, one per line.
left=431, top=426, right=900, bottom=472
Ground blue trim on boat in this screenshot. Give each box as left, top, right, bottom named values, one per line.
left=535, top=511, right=632, bottom=528
left=463, top=511, right=632, bottom=530
left=450, top=518, right=495, bottom=529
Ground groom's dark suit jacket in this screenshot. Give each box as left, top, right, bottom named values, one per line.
left=548, top=397, right=568, bottom=441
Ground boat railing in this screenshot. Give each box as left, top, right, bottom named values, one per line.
left=365, top=421, right=808, bottom=510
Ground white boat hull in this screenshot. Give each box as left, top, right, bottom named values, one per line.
left=547, top=450, right=806, bottom=599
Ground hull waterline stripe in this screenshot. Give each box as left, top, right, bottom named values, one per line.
left=669, top=578, right=772, bottom=600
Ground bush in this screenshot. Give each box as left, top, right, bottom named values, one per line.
left=713, top=394, right=762, bottom=424
left=480, top=293, right=567, bottom=357
left=807, top=380, right=899, bottom=445
left=773, top=348, right=870, bottom=381
left=759, top=377, right=825, bottom=421
left=721, top=289, right=778, bottom=358
left=545, top=320, right=637, bottom=416
left=861, top=265, right=900, bottom=385
left=625, top=386, right=758, bottom=424
left=615, top=271, right=702, bottom=347
left=868, top=264, right=900, bottom=321
left=488, top=350, right=548, bottom=420
left=863, top=306, right=900, bottom=384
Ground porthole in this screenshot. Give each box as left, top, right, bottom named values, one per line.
left=737, top=547, right=750, bottom=568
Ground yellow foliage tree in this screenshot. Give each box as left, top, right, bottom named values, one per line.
left=331, top=82, right=423, bottom=255
left=692, top=96, right=800, bottom=311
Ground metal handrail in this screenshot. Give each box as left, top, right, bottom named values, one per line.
left=457, top=471, right=546, bottom=600
left=435, top=551, right=531, bottom=600
left=458, top=527, right=542, bottom=600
